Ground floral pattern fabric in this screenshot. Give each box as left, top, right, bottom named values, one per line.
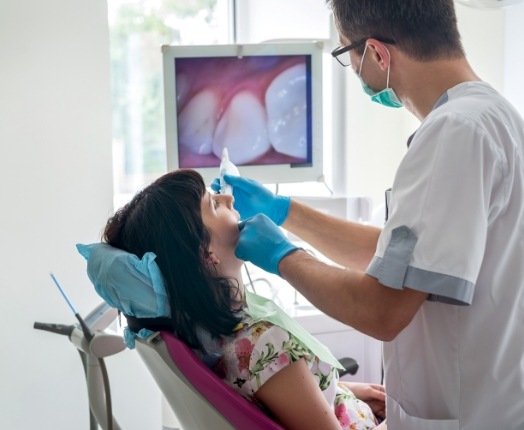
left=214, top=314, right=377, bottom=430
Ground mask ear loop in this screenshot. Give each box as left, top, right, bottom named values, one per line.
left=360, top=43, right=393, bottom=90
left=358, top=44, right=369, bottom=76
left=384, top=47, right=392, bottom=89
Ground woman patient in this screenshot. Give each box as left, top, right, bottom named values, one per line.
left=103, top=169, right=386, bottom=430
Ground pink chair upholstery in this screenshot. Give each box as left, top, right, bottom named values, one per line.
left=136, top=331, right=284, bottom=430
left=161, top=332, right=285, bottom=429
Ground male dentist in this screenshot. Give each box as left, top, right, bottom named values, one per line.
left=220, top=1, right=524, bottom=429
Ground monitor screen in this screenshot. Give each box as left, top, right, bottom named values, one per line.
left=162, top=42, right=323, bottom=184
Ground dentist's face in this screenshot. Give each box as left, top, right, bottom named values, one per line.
left=336, top=31, right=384, bottom=93
left=200, top=191, right=241, bottom=258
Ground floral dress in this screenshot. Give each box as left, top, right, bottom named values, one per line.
left=213, top=312, right=378, bottom=429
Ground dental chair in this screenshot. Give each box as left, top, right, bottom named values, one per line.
left=76, top=243, right=358, bottom=430
left=77, top=243, right=284, bottom=429
left=135, top=330, right=284, bottom=430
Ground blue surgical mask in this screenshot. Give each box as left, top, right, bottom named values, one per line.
left=358, top=44, right=403, bottom=109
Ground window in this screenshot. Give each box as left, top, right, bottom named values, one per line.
left=108, top=0, right=231, bottom=207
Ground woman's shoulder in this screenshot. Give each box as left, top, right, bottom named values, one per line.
left=233, top=314, right=306, bottom=352
left=217, top=315, right=317, bottom=396
left=232, top=315, right=316, bottom=372
left=227, top=316, right=290, bottom=357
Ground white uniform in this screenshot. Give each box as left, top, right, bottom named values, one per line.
left=367, top=82, right=524, bottom=430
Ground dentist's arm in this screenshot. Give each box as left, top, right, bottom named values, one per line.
left=283, top=199, right=381, bottom=271
left=221, top=175, right=380, bottom=270
left=279, top=249, right=427, bottom=341
left=237, top=215, right=427, bottom=341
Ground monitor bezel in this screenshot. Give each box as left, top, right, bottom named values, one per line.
left=162, top=42, right=324, bottom=185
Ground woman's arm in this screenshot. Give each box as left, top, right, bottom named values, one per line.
left=254, top=358, right=341, bottom=430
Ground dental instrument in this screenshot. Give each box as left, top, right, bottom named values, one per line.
left=219, top=147, right=240, bottom=195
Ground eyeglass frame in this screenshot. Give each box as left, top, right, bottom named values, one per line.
left=331, top=37, right=396, bottom=67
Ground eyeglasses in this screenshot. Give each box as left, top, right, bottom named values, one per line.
left=331, top=37, right=396, bottom=67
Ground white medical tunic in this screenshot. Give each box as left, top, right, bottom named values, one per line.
left=367, top=82, right=524, bottom=430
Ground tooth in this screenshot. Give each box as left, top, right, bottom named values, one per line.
left=178, top=89, right=219, bottom=155
left=265, top=63, right=308, bottom=159
left=176, top=73, right=191, bottom=106
left=213, top=91, right=271, bottom=164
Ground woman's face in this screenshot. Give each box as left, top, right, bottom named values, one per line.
left=200, top=191, right=241, bottom=266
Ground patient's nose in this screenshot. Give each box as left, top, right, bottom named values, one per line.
left=224, top=194, right=234, bottom=209
left=217, top=193, right=234, bottom=209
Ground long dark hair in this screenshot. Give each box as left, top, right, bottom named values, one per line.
left=103, top=169, right=242, bottom=350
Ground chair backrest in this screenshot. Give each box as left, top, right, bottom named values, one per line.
left=136, top=331, right=284, bottom=430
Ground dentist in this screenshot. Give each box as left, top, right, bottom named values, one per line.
left=221, top=0, right=524, bottom=429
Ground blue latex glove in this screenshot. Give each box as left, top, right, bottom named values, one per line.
left=211, top=175, right=290, bottom=225
left=235, top=214, right=299, bottom=275
left=210, top=177, right=222, bottom=192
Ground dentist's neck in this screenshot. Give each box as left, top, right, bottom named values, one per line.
left=393, top=53, right=480, bottom=120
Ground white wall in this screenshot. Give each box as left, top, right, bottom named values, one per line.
left=456, top=4, right=505, bottom=90
left=0, top=1, right=160, bottom=428
left=503, top=2, right=524, bottom=114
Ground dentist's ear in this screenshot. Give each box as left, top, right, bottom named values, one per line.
left=366, top=39, right=392, bottom=71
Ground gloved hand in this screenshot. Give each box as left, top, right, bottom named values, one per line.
left=210, top=175, right=290, bottom=225
left=235, top=214, right=299, bottom=275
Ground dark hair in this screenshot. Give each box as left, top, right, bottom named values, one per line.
left=103, top=169, right=242, bottom=351
left=327, top=0, right=464, bottom=60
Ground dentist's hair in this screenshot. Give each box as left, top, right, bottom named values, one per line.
left=327, top=0, right=464, bottom=60
left=103, top=169, right=242, bottom=351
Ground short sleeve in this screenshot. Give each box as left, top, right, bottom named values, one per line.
left=247, top=324, right=316, bottom=392
left=219, top=321, right=318, bottom=399
left=367, top=112, right=506, bottom=305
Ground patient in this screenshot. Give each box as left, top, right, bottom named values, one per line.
left=101, top=169, right=386, bottom=430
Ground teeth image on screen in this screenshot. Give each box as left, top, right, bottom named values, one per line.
left=178, top=89, right=219, bottom=155
left=265, top=63, right=307, bottom=159
left=176, top=56, right=309, bottom=167
left=212, top=91, right=270, bottom=164
left=176, top=73, right=191, bottom=107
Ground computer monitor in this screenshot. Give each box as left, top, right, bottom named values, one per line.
left=162, top=42, right=323, bottom=185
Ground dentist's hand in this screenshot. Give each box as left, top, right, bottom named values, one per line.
left=211, top=175, right=290, bottom=225
left=236, top=214, right=299, bottom=275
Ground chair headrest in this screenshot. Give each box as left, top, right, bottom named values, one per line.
left=77, top=243, right=172, bottom=348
